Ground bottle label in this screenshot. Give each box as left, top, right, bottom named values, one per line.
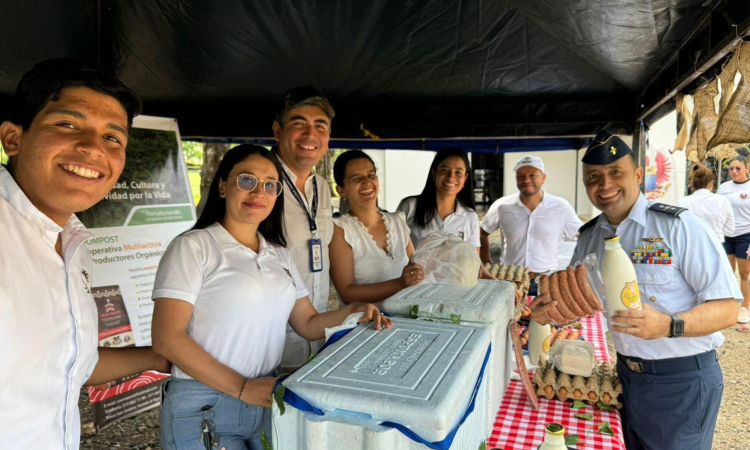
left=542, top=336, right=550, bottom=354
left=621, top=280, right=641, bottom=309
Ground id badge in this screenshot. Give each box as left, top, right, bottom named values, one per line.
left=309, top=238, right=323, bottom=272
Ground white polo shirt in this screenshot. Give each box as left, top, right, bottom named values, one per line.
left=153, top=223, right=309, bottom=379
left=480, top=191, right=582, bottom=273
left=0, top=165, right=99, bottom=450
left=677, top=189, right=734, bottom=242
left=717, top=180, right=750, bottom=237
left=275, top=155, right=333, bottom=368
left=397, top=196, right=481, bottom=248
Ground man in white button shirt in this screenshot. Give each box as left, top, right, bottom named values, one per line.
left=479, top=155, right=582, bottom=294
left=271, top=86, right=336, bottom=370
left=0, top=59, right=168, bottom=450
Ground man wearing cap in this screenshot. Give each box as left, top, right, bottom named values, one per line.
left=479, top=155, right=582, bottom=294
left=272, top=85, right=336, bottom=370
left=532, top=131, right=740, bottom=450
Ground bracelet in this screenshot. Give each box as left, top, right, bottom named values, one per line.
left=238, top=376, right=249, bottom=400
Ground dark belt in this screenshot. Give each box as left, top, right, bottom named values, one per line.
left=617, top=350, right=717, bottom=374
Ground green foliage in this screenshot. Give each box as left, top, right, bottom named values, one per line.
left=570, top=400, right=587, bottom=409
left=188, top=169, right=201, bottom=205
left=274, top=385, right=286, bottom=416
left=0, top=143, right=7, bottom=164
left=597, top=421, right=614, bottom=436
left=450, top=314, right=462, bottom=324
left=574, top=413, right=593, bottom=420
left=409, top=304, right=419, bottom=319
left=260, top=429, right=272, bottom=450
left=478, top=441, right=486, bottom=450
left=597, top=400, right=614, bottom=411
left=565, top=434, right=580, bottom=445
left=182, top=140, right=204, bottom=166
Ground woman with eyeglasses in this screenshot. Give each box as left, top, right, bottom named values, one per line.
left=329, top=150, right=424, bottom=307
left=397, top=147, right=495, bottom=279
left=150, top=145, right=391, bottom=450
left=717, top=155, right=750, bottom=324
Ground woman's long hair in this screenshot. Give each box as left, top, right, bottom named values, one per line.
left=192, top=144, right=286, bottom=247
left=414, top=148, right=475, bottom=228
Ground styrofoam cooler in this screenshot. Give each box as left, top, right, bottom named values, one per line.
left=274, top=318, right=491, bottom=450
left=380, top=280, right=514, bottom=435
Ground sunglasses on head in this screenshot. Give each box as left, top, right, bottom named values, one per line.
left=227, top=174, right=283, bottom=197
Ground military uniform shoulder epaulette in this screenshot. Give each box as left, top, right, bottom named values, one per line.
left=648, top=203, right=687, bottom=217
left=578, top=215, right=600, bottom=233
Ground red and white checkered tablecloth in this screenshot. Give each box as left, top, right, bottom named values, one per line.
left=487, top=312, right=625, bottom=450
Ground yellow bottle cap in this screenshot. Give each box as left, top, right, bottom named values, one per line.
left=545, top=423, right=565, bottom=436
left=604, top=235, right=620, bottom=242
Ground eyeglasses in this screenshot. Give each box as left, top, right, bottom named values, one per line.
left=227, top=174, right=283, bottom=197
left=728, top=167, right=744, bottom=172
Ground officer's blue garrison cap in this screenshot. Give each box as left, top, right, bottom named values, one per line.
left=581, top=131, right=633, bottom=165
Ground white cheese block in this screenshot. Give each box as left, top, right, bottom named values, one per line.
left=275, top=318, right=491, bottom=449
left=381, top=280, right=514, bottom=434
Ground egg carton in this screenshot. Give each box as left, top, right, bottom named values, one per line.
left=532, top=360, right=622, bottom=408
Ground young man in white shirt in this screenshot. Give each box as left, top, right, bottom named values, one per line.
left=0, top=59, right=169, bottom=450
left=271, top=85, right=336, bottom=370
left=479, top=155, right=582, bottom=293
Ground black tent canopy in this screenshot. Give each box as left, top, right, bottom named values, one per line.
left=0, top=0, right=734, bottom=144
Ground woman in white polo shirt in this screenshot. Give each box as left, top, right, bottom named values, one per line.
left=717, top=155, right=750, bottom=323
left=329, top=150, right=424, bottom=307
left=151, top=145, right=390, bottom=450
left=678, top=163, right=734, bottom=242
left=397, top=148, right=493, bottom=279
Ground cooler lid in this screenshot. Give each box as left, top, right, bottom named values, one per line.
left=381, top=280, right=514, bottom=323
left=281, top=317, right=491, bottom=441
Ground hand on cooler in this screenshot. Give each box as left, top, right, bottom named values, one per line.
left=354, top=303, right=394, bottom=331
left=240, top=376, right=277, bottom=408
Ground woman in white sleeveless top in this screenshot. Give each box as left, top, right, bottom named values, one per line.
left=329, top=151, right=424, bottom=307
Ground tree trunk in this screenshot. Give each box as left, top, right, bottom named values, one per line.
left=197, top=142, right=231, bottom=217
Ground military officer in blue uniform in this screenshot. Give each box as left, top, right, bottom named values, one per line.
left=532, top=131, right=741, bottom=450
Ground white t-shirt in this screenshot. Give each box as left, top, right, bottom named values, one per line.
left=678, top=189, right=734, bottom=242
left=717, top=180, right=750, bottom=237
left=480, top=192, right=582, bottom=273
left=397, top=196, right=481, bottom=248
left=333, top=211, right=410, bottom=307
left=0, top=165, right=99, bottom=450
left=152, top=223, right=309, bottom=379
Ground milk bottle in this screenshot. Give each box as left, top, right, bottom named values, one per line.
left=602, top=235, right=641, bottom=328
left=538, top=423, right=569, bottom=450
left=528, top=319, right=551, bottom=366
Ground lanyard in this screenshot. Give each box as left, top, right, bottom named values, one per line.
left=276, top=153, right=318, bottom=234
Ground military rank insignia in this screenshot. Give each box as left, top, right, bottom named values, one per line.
left=630, top=239, right=673, bottom=265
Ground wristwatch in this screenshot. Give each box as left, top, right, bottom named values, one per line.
left=669, top=315, right=684, bottom=338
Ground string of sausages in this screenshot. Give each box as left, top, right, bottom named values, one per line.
left=539, top=265, right=603, bottom=324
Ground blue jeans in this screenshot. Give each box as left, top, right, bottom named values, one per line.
left=160, top=377, right=272, bottom=450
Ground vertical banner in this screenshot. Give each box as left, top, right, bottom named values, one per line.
left=78, top=116, right=195, bottom=430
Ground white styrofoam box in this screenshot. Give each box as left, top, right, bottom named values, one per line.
left=275, top=318, right=491, bottom=449
left=381, top=280, right=515, bottom=434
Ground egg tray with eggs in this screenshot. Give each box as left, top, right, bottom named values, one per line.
left=532, top=360, right=623, bottom=409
